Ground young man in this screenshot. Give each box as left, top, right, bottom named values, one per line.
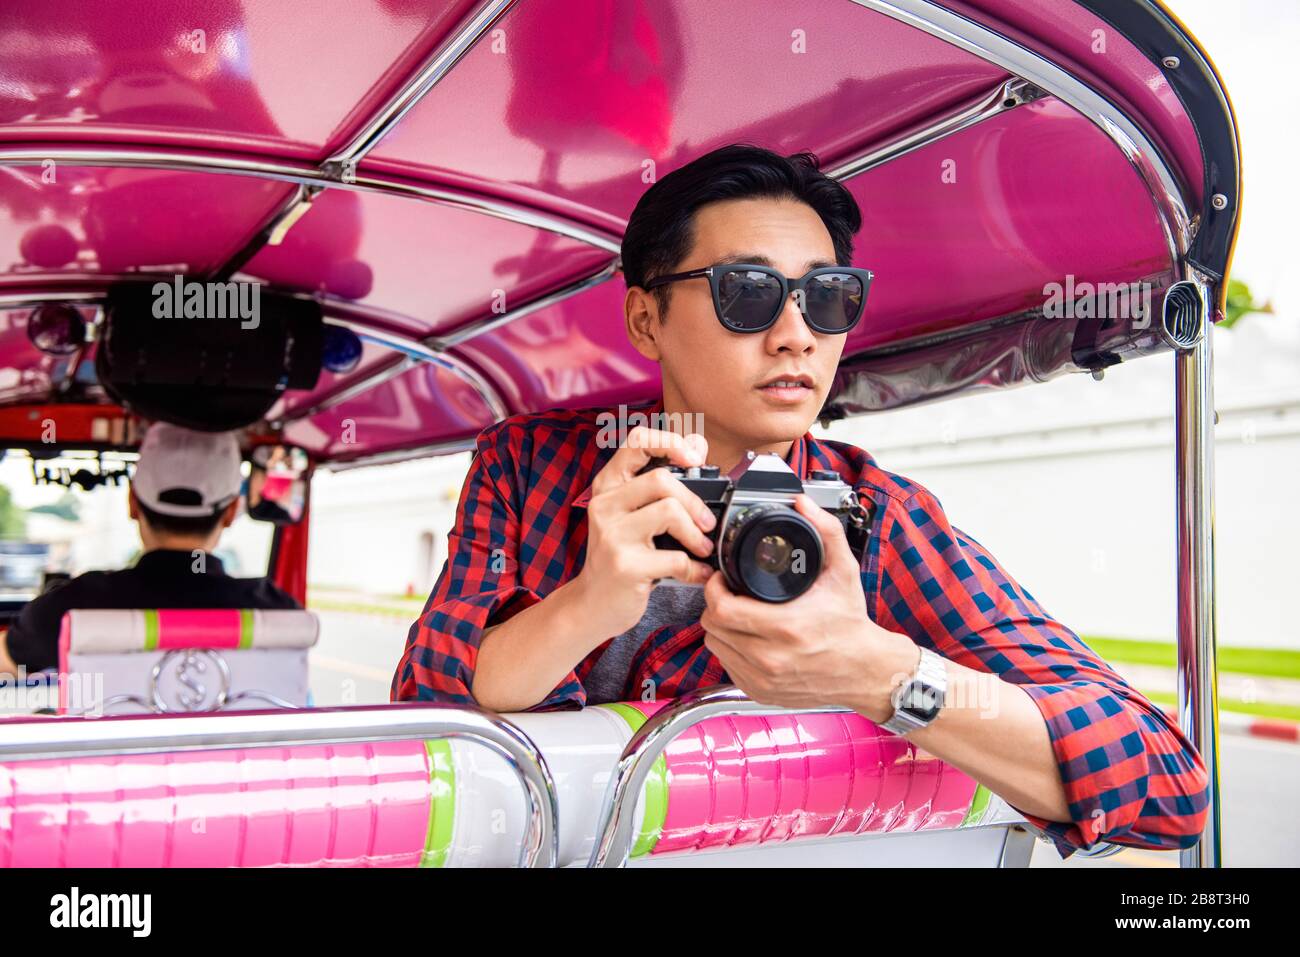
left=0, top=422, right=300, bottom=676
left=392, top=144, right=1209, bottom=859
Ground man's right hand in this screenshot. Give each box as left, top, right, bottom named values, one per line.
left=572, top=426, right=716, bottom=639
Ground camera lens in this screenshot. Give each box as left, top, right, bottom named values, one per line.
left=720, top=504, right=822, bottom=602
left=754, top=534, right=793, bottom=574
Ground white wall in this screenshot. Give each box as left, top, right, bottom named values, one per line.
left=307, top=454, right=469, bottom=596
left=820, top=316, right=1299, bottom=649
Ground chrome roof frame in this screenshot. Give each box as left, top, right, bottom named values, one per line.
left=322, top=0, right=520, bottom=173
left=0, top=146, right=623, bottom=254
left=0, top=0, right=1205, bottom=448
left=827, top=76, right=1046, bottom=181
left=849, top=0, right=1193, bottom=268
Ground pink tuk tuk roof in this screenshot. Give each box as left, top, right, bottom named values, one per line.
left=0, top=0, right=1240, bottom=463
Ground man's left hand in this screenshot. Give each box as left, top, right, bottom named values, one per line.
left=700, top=494, right=918, bottom=721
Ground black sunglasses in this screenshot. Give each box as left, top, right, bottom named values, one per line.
left=645, top=263, right=873, bottom=334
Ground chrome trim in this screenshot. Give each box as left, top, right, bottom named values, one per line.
left=150, top=648, right=232, bottom=712
left=215, top=183, right=319, bottom=281
left=1161, top=279, right=1207, bottom=350
left=588, top=685, right=848, bottom=868
left=1174, top=285, right=1220, bottom=868
left=0, top=147, right=621, bottom=254
left=348, top=169, right=622, bottom=252
left=428, top=258, right=621, bottom=350
left=0, top=289, right=104, bottom=310
left=0, top=703, right=560, bottom=868
left=828, top=77, right=1046, bottom=181
left=847, top=0, right=1191, bottom=264
left=278, top=318, right=509, bottom=423
left=324, top=0, right=519, bottom=168
left=274, top=354, right=412, bottom=425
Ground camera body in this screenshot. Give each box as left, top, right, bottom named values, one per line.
left=654, top=451, right=872, bottom=602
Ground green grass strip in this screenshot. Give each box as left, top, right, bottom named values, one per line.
left=1084, top=636, right=1300, bottom=681
left=420, top=739, right=455, bottom=868
left=1142, top=689, right=1300, bottom=724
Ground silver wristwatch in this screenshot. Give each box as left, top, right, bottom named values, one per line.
left=880, top=646, right=948, bottom=735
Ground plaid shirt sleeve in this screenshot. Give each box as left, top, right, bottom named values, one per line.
left=872, top=487, right=1209, bottom=859
left=390, top=427, right=583, bottom=707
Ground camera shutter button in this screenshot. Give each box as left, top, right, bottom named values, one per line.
left=699, top=465, right=720, bottom=478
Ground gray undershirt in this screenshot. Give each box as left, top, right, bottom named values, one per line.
left=584, top=582, right=707, bottom=705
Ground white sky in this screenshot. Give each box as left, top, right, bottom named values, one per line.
left=1168, top=0, right=1300, bottom=317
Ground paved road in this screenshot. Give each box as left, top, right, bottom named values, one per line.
left=310, top=610, right=1300, bottom=867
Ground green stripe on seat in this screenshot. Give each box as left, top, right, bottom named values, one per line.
left=420, top=739, right=455, bottom=868
left=961, top=783, right=993, bottom=828
left=143, top=609, right=160, bottom=651
left=600, top=703, right=669, bottom=859
left=238, top=609, right=255, bottom=649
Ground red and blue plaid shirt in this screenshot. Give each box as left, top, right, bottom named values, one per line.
left=392, top=398, right=1209, bottom=858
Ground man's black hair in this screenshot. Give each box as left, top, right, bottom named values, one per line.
left=621, top=143, right=863, bottom=314
left=135, top=498, right=227, bottom=538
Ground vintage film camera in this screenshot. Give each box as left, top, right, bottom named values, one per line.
left=654, top=451, right=872, bottom=602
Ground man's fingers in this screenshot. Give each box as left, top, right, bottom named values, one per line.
left=594, top=427, right=704, bottom=493
left=598, top=467, right=717, bottom=532
left=793, top=494, right=858, bottom=571
left=628, top=497, right=714, bottom=557
left=702, top=570, right=761, bottom=635
left=642, top=551, right=714, bottom=586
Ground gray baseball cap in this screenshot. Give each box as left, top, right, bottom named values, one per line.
left=131, top=422, right=242, bottom=518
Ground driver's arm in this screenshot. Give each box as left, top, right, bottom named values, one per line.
left=0, top=629, right=18, bottom=677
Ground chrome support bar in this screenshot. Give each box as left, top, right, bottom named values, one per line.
left=828, top=77, right=1046, bottom=181
left=428, top=258, right=621, bottom=350
left=0, top=703, right=559, bottom=868
left=275, top=315, right=509, bottom=424
left=1174, top=279, right=1220, bottom=868
left=274, top=354, right=414, bottom=426
left=848, top=0, right=1191, bottom=265
left=324, top=0, right=519, bottom=169
left=587, top=685, right=848, bottom=868
left=0, top=147, right=622, bottom=254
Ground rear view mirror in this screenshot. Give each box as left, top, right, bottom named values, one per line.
left=246, top=445, right=309, bottom=525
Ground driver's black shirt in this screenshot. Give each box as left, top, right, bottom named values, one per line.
left=3, top=549, right=300, bottom=672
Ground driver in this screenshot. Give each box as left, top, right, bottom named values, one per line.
left=0, top=422, right=300, bottom=676
left=390, top=144, right=1209, bottom=859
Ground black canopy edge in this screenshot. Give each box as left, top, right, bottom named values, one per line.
left=1074, top=0, right=1242, bottom=283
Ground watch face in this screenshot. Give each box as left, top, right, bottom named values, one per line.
left=900, top=681, right=941, bottom=721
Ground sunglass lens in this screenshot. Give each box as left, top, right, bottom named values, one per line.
left=717, top=269, right=783, bottom=331
left=805, top=272, right=865, bottom=332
